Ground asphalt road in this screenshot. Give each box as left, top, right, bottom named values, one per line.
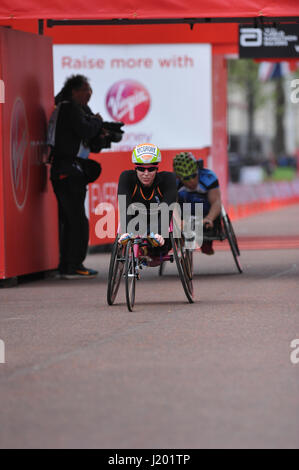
left=0, top=205, right=298, bottom=449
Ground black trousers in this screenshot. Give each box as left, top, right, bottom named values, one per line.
left=52, top=174, right=89, bottom=273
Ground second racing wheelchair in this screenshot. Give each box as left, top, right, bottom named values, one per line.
left=158, top=204, right=242, bottom=276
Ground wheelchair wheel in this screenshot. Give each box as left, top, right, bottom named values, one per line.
left=158, top=262, right=165, bottom=276
left=222, top=214, right=243, bottom=274
left=107, top=237, right=125, bottom=305
left=184, top=248, right=194, bottom=281
left=125, top=240, right=137, bottom=312
left=170, top=232, right=194, bottom=303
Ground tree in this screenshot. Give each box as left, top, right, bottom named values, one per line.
left=228, top=59, right=285, bottom=161
left=273, top=77, right=285, bottom=157
left=228, top=59, right=261, bottom=158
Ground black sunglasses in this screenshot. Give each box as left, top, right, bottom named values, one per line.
left=135, top=166, right=158, bottom=173
left=182, top=173, right=197, bottom=181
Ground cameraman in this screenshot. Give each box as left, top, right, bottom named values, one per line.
left=48, top=74, right=113, bottom=279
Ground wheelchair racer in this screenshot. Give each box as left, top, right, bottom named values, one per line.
left=173, top=152, right=222, bottom=255
left=118, top=143, right=177, bottom=254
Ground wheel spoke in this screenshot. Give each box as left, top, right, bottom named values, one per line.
left=125, top=240, right=136, bottom=311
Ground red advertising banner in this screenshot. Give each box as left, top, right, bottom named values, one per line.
left=228, top=179, right=299, bottom=219
left=0, top=0, right=298, bottom=20
left=0, top=52, right=4, bottom=274
left=0, top=27, right=59, bottom=279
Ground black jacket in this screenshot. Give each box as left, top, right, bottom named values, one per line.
left=51, top=101, right=102, bottom=174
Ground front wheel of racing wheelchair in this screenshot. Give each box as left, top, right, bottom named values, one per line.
left=106, top=235, right=138, bottom=311
left=107, top=236, right=126, bottom=306
left=124, top=239, right=137, bottom=312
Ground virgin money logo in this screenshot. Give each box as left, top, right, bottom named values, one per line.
left=106, top=80, right=150, bottom=125
left=10, top=98, right=30, bottom=210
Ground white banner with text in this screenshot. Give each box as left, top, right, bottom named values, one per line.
left=53, top=43, right=212, bottom=151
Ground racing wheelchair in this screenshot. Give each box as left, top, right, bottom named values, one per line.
left=159, top=205, right=242, bottom=275
left=107, top=220, right=194, bottom=311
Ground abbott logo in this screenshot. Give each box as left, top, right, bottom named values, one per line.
left=240, top=28, right=263, bottom=47
left=290, top=339, right=299, bottom=365
left=0, top=339, right=5, bottom=364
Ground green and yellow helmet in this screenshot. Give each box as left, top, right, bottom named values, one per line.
left=132, top=143, right=161, bottom=164
left=173, top=152, right=198, bottom=180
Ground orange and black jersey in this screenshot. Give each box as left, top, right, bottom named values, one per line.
left=118, top=170, right=177, bottom=233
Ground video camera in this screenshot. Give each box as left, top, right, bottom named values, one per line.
left=102, top=121, right=125, bottom=142
left=87, top=121, right=125, bottom=153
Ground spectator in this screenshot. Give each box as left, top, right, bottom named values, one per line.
left=48, top=75, right=103, bottom=279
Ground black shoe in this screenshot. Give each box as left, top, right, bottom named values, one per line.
left=78, top=265, right=98, bottom=275
left=62, top=265, right=98, bottom=279
left=201, top=241, right=215, bottom=256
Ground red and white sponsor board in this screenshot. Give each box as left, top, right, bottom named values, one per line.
left=0, top=28, right=59, bottom=279
left=53, top=44, right=213, bottom=245
left=53, top=44, right=212, bottom=151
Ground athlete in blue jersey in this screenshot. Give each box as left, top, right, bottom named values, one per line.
left=173, top=152, right=222, bottom=255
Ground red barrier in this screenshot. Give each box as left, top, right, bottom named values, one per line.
left=228, top=180, right=299, bottom=221
left=0, top=28, right=59, bottom=279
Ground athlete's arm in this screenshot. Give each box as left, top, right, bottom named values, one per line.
left=204, top=188, right=222, bottom=228
left=156, top=172, right=178, bottom=238
left=117, top=170, right=136, bottom=234
left=159, top=172, right=178, bottom=205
